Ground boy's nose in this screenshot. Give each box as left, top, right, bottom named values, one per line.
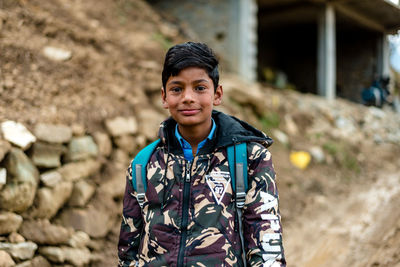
left=182, top=88, right=195, bottom=102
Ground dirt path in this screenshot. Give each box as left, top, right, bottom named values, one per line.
left=285, top=168, right=400, bottom=266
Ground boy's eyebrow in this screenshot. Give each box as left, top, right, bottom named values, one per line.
left=192, top=79, right=209, bottom=84
left=167, top=81, right=183, bottom=86
left=167, top=79, right=210, bottom=86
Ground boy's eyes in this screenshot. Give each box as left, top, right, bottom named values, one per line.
left=170, top=87, right=182, bottom=92
left=168, top=85, right=207, bottom=92
left=195, top=86, right=206, bottom=91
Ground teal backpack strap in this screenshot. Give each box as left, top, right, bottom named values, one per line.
left=227, top=142, right=248, bottom=267
left=131, top=139, right=160, bottom=208
left=227, top=142, right=248, bottom=195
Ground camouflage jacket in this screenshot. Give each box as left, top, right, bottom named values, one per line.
left=118, top=110, right=286, bottom=267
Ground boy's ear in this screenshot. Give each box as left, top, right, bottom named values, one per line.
left=213, top=85, right=223, bottom=106
left=161, top=87, right=168, bottom=109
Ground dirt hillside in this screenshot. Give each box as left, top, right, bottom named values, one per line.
left=1, top=0, right=399, bottom=266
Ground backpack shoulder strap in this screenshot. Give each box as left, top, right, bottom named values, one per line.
left=131, top=139, right=160, bottom=208
left=227, top=142, right=248, bottom=266
left=227, top=142, right=248, bottom=195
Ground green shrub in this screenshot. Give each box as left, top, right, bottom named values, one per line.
left=260, top=112, right=280, bottom=129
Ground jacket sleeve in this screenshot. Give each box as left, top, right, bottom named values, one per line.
left=243, top=143, right=286, bottom=267
left=117, top=163, right=144, bottom=267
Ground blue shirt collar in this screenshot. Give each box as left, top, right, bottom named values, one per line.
left=175, top=119, right=216, bottom=161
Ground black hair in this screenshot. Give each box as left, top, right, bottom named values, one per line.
left=162, top=42, right=219, bottom=92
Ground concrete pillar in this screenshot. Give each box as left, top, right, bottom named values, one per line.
left=317, top=4, right=336, bottom=100
left=230, top=0, right=257, bottom=82
left=377, top=33, right=390, bottom=78
left=238, top=0, right=258, bottom=82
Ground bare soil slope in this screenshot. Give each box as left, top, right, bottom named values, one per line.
left=1, top=0, right=179, bottom=130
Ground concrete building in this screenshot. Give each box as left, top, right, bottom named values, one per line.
left=150, top=0, right=400, bottom=102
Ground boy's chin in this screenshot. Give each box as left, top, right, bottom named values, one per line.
left=175, top=118, right=204, bottom=127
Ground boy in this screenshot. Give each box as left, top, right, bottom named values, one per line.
left=118, top=42, right=286, bottom=267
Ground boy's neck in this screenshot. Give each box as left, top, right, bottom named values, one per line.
left=177, top=119, right=213, bottom=149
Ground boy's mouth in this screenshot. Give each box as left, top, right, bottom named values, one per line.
left=179, top=109, right=200, bottom=116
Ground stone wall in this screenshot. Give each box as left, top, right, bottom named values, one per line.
left=0, top=113, right=163, bottom=266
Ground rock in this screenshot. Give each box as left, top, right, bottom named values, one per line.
left=367, top=106, right=386, bottom=119
left=31, top=142, right=65, bottom=168
left=136, top=135, right=147, bottom=149
left=0, top=149, right=38, bottom=212
left=68, top=231, right=90, bottom=249
left=3, top=77, right=14, bottom=90
left=19, top=220, right=71, bottom=245
left=105, top=117, right=137, bottom=137
left=99, top=173, right=125, bottom=199
left=272, top=129, right=289, bottom=146
left=65, top=136, right=98, bottom=162
left=1, top=121, right=36, bottom=150
left=40, top=171, right=63, bottom=188
left=29, top=256, right=51, bottom=267
left=0, top=251, right=15, bottom=267
left=33, top=124, right=72, bottom=144
left=39, top=246, right=91, bottom=266
left=111, top=149, right=130, bottom=170
left=59, top=204, right=114, bottom=238
left=42, top=46, right=72, bottom=61
left=68, top=180, right=95, bottom=207
left=0, top=139, right=11, bottom=162
left=0, top=242, right=37, bottom=261
left=71, top=124, right=85, bottom=136
left=4, top=148, right=39, bottom=184
left=159, top=23, right=179, bottom=39
left=387, top=132, right=400, bottom=144
left=64, top=136, right=98, bottom=162
left=0, top=183, right=37, bottom=213
left=0, top=212, right=23, bottom=235
left=58, top=159, right=101, bottom=182
left=92, top=132, right=112, bottom=157
left=334, top=116, right=357, bottom=137
left=114, top=135, right=137, bottom=154
left=14, top=261, right=28, bottom=267
left=30, top=181, right=73, bottom=219
left=86, top=239, right=102, bottom=251
left=284, top=114, right=298, bottom=135
left=15, top=256, right=51, bottom=267
left=144, top=77, right=162, bottom=94
left=373, top=133, right=384, bottom=144
left=137, top=109, right=162, bottom=140
left=309, top=146, right=325, bottom=163
left=224, top=80, right=266, bottom=116
left=138, top=60, right=160, bottom=71
left=8, top=233, right=25, bottom=244
left=38, top=246, right=63, bottom=263
left=0, top=168, right=6, bottom=190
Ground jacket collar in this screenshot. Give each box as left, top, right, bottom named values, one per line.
left=158, top=110, right=273, bottom=152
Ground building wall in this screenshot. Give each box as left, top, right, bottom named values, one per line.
left=150, top=0, right=257, bottom=81
left=150, top=0, right=235, bottom=70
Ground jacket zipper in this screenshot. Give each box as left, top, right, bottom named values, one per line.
left=177, top=161, right=191, bottom=267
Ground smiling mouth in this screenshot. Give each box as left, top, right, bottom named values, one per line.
left=179, top=109, right=200, bottom=116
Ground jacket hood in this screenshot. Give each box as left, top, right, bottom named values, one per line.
left=158, top=110, right=273, bottom=150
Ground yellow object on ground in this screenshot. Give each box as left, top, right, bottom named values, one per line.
left=290, top=151, right=311, bottom=170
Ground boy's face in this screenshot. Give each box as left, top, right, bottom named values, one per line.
left=161, top=67, right=223, bottom=129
